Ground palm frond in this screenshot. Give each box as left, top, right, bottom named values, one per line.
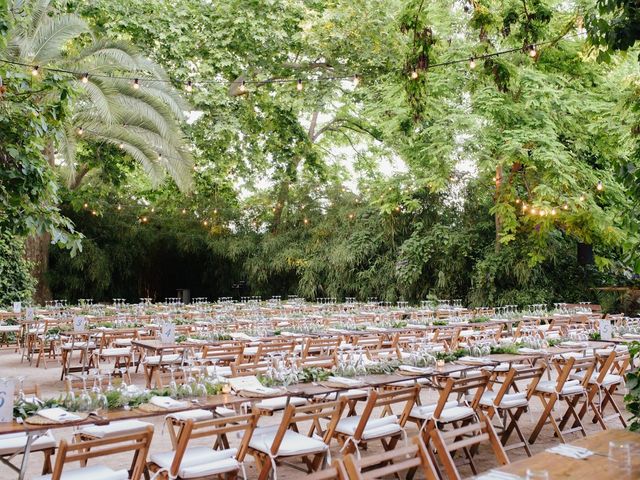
left=28, top=14, right=88, bottom=63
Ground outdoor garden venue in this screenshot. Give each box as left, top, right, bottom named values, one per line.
left=2, top=0, right=640, bottom=479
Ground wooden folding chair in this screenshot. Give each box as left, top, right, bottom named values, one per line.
left=148, top=413, right=257, bottom=480
left=573, top=349, right=629, bottom=429
left=528, top=356, right=594, bottom=444
left=35, top=428, right=153, bottom=480
left=302, top=337, right=341, bottom=359
left=478, top=365, right=545, bottom=456
left=429, top=413, right=509, bottom=479
left=248, top=399, right=345, bottom=480
left=343, top=435, right=438, bottom=480
left=332, top=385, right=420, bottom=458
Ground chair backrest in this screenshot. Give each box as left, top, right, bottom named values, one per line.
left=305, top=460, right=348, bottom=480
left=349, top=385, right=420, bottom=442
left=270, top=399, right=346, bottom=455
left=200, top=343, right=244, bottom=365
left=343, top=436, right=438, bottom=480
left=552, top=356, right=595, bottom=391
left=168, top=413, right=258, bottom=478
left=229, top=360, right=270, bottom=377
left=429, top=414, right=509, bottom=480
left=48, top=427, right=153, bottom=480
left=433, top=372, right=489, bottom=420
left=491, top=365, right=546, bottom=405
left=302, top=337, right=341, bottom=358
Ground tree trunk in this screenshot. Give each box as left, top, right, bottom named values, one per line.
left=494, top=164, right=503, bottom=252
left=24, top=233, right=52, bottom=304
left=23, top=141, right=56, bottom=304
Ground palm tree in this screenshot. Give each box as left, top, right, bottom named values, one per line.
left=4, top=0, right=194, bottom=301
left=5, top=0, right=194, bottom=191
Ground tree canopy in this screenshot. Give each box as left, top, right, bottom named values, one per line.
left=2, top=0, right=640, bottom=309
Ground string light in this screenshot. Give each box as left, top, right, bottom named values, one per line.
left=182, top=209, right=187, bottom=214
left=296, top=79, right=303, bottom=91
left=539, top=209, right=546, bottom=217
left=596, top=181, right=603, bottom=191
left=469, top=58, right=476, bottom=69
left=203, top=220, right=208, bottom=226
left=515, top=199, right=521, bottom=204
left=133, top=78, right=140, bottom=89
left=77, top=127, right=84, bottom=135
left=81, top=73, right=89, bottom=83
left=528, top=45, right=537, bottom=57
left=239, top=80, right=246, bottom=93
left=303, top=218, right=309, bottom=225
left=563, top=203, right=569, bottom=210
left=353, top=74, right=360, bottom=87
left=551, top=208, right=557, bottom=215
left=141, top=216, right=148, bottom=223
left=185, top=80, right=193, bottom=92
left=410, top=70, right=419, bottom=79
left=522, top=204, right=528, bottom=212
left=31, top=65, right=39, bottom=76
left=117, top=205, right=122, bottom=211
left=530, top=207, right=537, bottom=215
left=579, top=195, right=585, bottom=201
left=83, top=203, right=88, bottom=208
left=118, top=143, right=124, bottom=149
left=348, top=213, right=354, bottom=219
left=213, top=208, right=218, bottom=214
left=91, top=210, right=97, bottom=216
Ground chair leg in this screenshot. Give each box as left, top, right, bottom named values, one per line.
left=529, top=395, right=555, bottom=444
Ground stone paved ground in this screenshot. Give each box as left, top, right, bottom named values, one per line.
left=0, top=348, right=631, bottom=479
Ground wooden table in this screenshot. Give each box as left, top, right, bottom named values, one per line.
left=487, top=429, right=640, bottom=479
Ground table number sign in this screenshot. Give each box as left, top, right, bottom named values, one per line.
left=0, top=378, right=15, bottom=422
left=73, top=316, right=87, bottom=332
left=12, top=302, right=21, bottom=314
left=160, top=322, right=176, bottom=344
left=25, top=308, right=34, bottom=321
left=600, top=319, right=613, bottom=341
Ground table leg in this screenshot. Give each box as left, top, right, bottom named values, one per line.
left=18, top=430, right=41, bottom=480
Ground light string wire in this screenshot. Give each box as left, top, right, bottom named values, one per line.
left=0, top=32, right=583, bottom=88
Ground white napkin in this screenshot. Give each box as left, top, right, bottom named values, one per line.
left=239, top=385, right=283, bottom=395
left=36, top=407, right=81, bottom=422
left=560, top=341, right=588, bottom=347
left=547, top=444, right=593, bottom=459
left=517, top=347, right=539, bottom=354
left=459, top=356, right=492, bottom=365
left=398, top=365, right=433, bottom=374
left=326, top=376, right=364, bottom=387
left=149, top=396, right=189, bottom=409
left=475, top=471, right=523, bottom=480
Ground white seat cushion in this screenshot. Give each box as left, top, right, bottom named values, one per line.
left=205, top=366, right=232, bottom=377
left=410, top=400, right=458, bottom=420
left=0, top=430, right=56, bottom=455
left=166, top=409, right=214, bottom=422
left=335, top=415, right=400, bottom=439
left=389, top=378, right=430, bottom=387
left=214, top=406, right=237, bottom=417
left=97, top=348, right=131, bottom=357
left=536, top=379, right=584, bottom=395
left=249, top=426, right=328, bottom=456
left=438, top=406, right=476, bottom=422
left=144, top=354, right=181, bottom=365
left=33, top=465, right=128, bottom=480
left=62, top=342, right=95, bottom=350
left=325, top=389, right=368, bottom=400
left=113, top=339, right=132, bottom=346
left=255, top=396, right=307, bottom=411
left=242, top=346, right=259, bottom=356
left=571, top=371, right=624, bottom=386
left=78, top=420, right=153, bottom=439
left=479, top=391, right=528, bottom=409
left=151, top=446, right=239, bottom=478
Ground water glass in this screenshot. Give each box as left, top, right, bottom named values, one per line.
left=609, top=441, right=632, bottom=471
left=526, top=470, right=549, bottom=480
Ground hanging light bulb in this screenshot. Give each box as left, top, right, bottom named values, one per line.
left=579, top=195, right=585, bottom=201
left=133, top=78, right=140, bottom=89
left=118, top=143, right=124, bottom=149
left=530, top=207, right=537, bottom=215
left=563, top=203, right=569, bottom=210
left=117, top=204, right=122, bottom=211
left=539, top=209, right=546, bottom=216
left=522, top=204, right=528, bottom=212
left=348, top=213, right=354, bottom=219
left=303, top=218, right=309, bottom=225
left=203, top=220, right=208, bottom=226
left=31, top=65, right=40, bottom=76
left=81, top=73, right=89, bottom=84
left=181, top=209, right=186, bottom=214
left=77, top=127, right=84, bottom=136
left=596, top=181, right=603, bottom=191
left=353, top=74, right=360, bottom=87
left=528, top=45, right=537, bottom=57
left=83, top=203, right=88, bottom=209
left=410, top=70, right=418, bottom=79
left=296, top=79, right=303, bottom=91
left=469, top=58, right=476, bottom=69
left=551, top=208, right=557, bottom=216
left=239, top=80, right=246, bottom=93
left=185, top=80, right=193, bottom=92
left=141, top=216, right=148, bottom=223
left=91, top=210, right=97, bottom=216
left=213, top=208, right=218, bottom=214
left=515, top=198, right=521, bottom=204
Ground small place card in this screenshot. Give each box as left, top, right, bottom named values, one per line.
left=25, top=308, right=34, bottom=321
left=0, top=379, right=15, bottom=422
left=228, top=375, right=263, bottom=392
left=600, top=319, right=613, bottom=340
left=12, top=302, right=21, bottom=314
left=160, top=322, right=176, bottom=344
left=73, top=316, right=87, bottom=332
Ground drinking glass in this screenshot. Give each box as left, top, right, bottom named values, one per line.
left=526, top=470, right=549, bottom=480
left=609, top=441, right=632, bottom=471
